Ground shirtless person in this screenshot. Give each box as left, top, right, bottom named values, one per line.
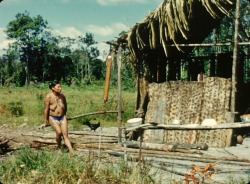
left=40, top=81, right=74, bottom=154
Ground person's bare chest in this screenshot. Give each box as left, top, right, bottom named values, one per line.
left=50, top=94, right=65, bottom=111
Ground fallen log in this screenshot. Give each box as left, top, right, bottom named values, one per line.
left=21, top=133, right=55, bottom=139
left=77, top=144, right=202, bottom=157
left=78, top=140, right=118, bottom=144
left=104, top=149, right=250, bottom=168
left=33, top=138, right=117, bottom=145
left=125, top=141, right=204, bottom=154
left=74, top=135, right=117, bottom=140
left=33, top=138, right=56, bottom=144
left=76, top=144, right=122, bottom=150
left=76, top=144, right=250, bottom=164
left=69, top=131, right=119, bottom=138
left=67, top=110, right=124, bottom=120
left=125, top=141, right=171, bottom=151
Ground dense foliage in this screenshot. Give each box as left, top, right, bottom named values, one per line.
left=189, top=0, right=250, bottom=82
left=0, top=11, right=111, bottom=86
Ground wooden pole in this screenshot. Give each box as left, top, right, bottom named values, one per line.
left=67, top=110, right=122, bottom=120
left=103, top=54, right=113, bottom=102
left=117, top=46, right=122, bottom=144
left=142, top=42, right=250, bottom=48
left=231, top=0, right=241, bottom=116
left=139, top=129, right=142, bottom=162
left=124, top=128, right=128, bottom=162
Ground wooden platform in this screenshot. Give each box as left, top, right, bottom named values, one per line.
left=126, top=122, right=250, bottom=131
left=125, top=122, right=250, bottom=148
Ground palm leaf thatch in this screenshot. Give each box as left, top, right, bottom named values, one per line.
left=118, top=0, right=235, bottom=63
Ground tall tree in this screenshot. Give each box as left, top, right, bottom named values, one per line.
left=5, top=11, right=48, bottom=85
left=77, top=33, right=101, bottom=83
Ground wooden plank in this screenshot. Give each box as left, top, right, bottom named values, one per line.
left=117, top=46, right=122, bottom=143
left=125, top=141, right=170, bottom=151
left=126, top=122, right=250, bottom=131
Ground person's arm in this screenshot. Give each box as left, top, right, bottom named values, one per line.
left=41, top=94, right=50, bottom=128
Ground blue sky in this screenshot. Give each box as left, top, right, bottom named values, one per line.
left=0, top=0, right=162, bottom=58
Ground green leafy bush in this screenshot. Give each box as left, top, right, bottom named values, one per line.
left=7, top=100, right=23, bottom=117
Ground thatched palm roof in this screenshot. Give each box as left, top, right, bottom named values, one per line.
left=118, top=0, right=235, bottom=61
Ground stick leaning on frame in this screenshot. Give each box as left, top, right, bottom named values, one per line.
left=67, top=110, right=123, bottom=120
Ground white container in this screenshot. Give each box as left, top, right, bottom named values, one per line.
left=171, top=119, right=182, bottom=125
left=240, top=114, right=250, bottom=123
left=127, top=118, right=142, bottom=127
left=202, top=119, right=217, bottom=126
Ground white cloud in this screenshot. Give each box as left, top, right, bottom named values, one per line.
left=113, top=22, right=129, bottom=33
left=50, top=26, right=83, bottom=38
left=85, top=22, right=129, bottom=37
left=85, top=25, right=114, bottom=37
left=50, top=24, right=129, bottom=59
left=0, top=23, right=124, bottom=60
left=94, top=42, right=110, bottom=60
left=50, top=26, right=112, bottom=59
left=97, top=0, right=148, bottom=6
left=88, top=23, right=130, bottom=59
left=0, top=28, right=15, bottom=55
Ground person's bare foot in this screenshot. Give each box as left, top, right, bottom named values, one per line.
left=56, top=147, right=62, bottom=154
left=69, top=149, right=76, bottom=156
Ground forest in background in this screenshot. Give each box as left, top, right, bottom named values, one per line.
left=0, top=10, right=135, bottom=88
left=0, top=0, right=249, bottom=88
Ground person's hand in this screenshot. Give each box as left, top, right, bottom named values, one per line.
left=39, top=124, right=47, bottom=129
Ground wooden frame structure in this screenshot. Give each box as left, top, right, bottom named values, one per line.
left=105, top=0, right=250, bottom=146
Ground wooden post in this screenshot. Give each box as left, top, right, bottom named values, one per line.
left=157, top=49, right=167, bottom=82
left=231, top=0, right=241, bottom=117
left=124, top=128, right=128, bottom=162
left=117, top=46, right=122, bottom=144
left=139, top=129, right=143, bottom=162
left=103, top=54, right=113, bottom=102
left=210, top=56, right=216, bottom=77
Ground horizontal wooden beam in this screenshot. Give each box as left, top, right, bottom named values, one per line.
left=165, top=42, right=250, bottom=47
left=67, top=110, right=123, bottom=120
left=126, top=122, right=250, bottom=132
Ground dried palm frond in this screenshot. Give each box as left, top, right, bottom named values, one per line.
left=118, top=0, right=235, bottom=65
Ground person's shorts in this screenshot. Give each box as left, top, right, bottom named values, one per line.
left=51, top=116, right=64, bottom=124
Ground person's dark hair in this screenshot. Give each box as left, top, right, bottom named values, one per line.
left=49, top=81, right=60, bottom=89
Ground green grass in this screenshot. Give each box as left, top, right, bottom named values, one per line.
left=0, top=84, right=137, bottom=129
left=0, top=147, right=158, bottom=184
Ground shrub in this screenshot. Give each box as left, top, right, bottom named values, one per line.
left=7, top=100, right=23, bottom=117
left=35, top=91, right=45, bottom=115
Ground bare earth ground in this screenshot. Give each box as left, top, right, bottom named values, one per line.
left=1, top=124, right=250, bottom=184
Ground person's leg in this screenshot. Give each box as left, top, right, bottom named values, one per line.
left=61, top=116, right=74, bottom=154
left=49, top=116, right=63, bottom=152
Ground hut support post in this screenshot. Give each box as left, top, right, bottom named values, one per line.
left=117, top=46, right=122, bottom=144
left=231, top=0, right=241, bottom=117
left=157, top=49, right=167, bottom=82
